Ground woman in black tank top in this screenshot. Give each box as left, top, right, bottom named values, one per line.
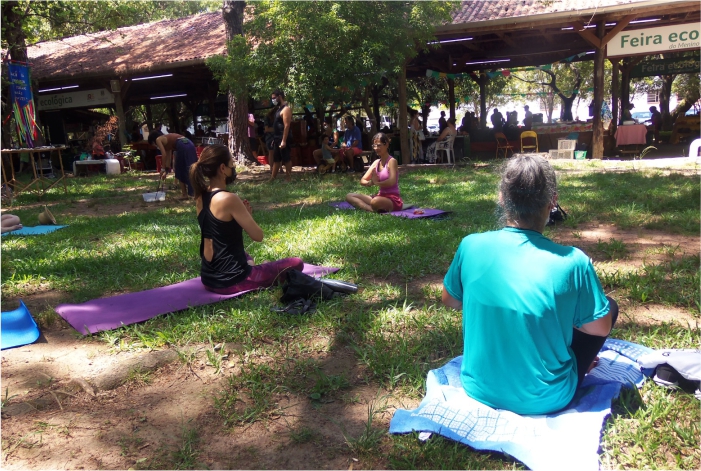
left=189, top=145, right=303, bottom=294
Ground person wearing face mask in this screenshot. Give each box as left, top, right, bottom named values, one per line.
left=270, top=89, right=293, bottom=182
left=189, top=145, right=303, bottom=294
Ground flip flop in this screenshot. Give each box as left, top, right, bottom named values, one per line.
left=270, top=299, right=317, bottom=315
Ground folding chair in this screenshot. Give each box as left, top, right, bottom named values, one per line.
left=520, top=131, right=539, bottom=153
left=495, top=132, right=513, bottom=158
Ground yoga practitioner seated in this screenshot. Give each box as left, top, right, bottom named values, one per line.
left=442, top=154, right=618, bottom=416
left=189, top=144, right=303, bottom=294
left=1, top=214, right=22, bottom=233
left=345, top=132, right=403, bottom=213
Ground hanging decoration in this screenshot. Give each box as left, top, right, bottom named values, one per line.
left=7, top=61, right=39, bottom=147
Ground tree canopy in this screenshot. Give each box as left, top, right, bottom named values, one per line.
left=208, top=1, right=455, bottom=110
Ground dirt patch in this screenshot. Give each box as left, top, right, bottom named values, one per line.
left=551, top=222, right=698, bottom=269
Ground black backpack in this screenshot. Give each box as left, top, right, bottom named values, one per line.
left=547, top=204, right=568, bottom=226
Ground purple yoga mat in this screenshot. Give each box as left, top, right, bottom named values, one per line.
left=56, top=263, right=339, bottom=335
left=387, top=208, right=448, bottom=219
left=329, top=201, right=448, bottom=219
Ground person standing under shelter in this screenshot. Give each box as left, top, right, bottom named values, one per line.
left=649, top=106, right=662, bottom=144
left=269, top=89, right=292, bottom=182
left=340, top=116, right=363, bottom=173
left=491, top=108, right=505, bottom=132
left=149, top=131, right=198, bottom=200
left=442, top=154, right=617, bottom=416
left=523, top=105, right=533, bottom=130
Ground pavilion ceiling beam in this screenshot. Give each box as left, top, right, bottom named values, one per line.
left=495, top=33, right=518, bottom=48
left=571, top=21, right=602, bottom=49
left=601, top=14, right=635, bottom=48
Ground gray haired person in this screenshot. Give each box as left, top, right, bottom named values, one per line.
left=442, top=154, right=617, bottom=415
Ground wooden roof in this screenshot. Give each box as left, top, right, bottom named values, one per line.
left=28, top=12, right=225, bottom=81
left=410, top=0, right=700, bottom=76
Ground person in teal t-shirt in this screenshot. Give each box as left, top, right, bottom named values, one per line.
left=442, top=154, right=617, bottom=416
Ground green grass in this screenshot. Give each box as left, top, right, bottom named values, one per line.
left=2, top=163, right=699, bottom=469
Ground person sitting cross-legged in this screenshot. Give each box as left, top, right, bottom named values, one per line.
left=442, top=154, right=618, bottom=416
left=317, top=135, right=341, bottom=174
left=345, top=132, right=402, bottom=213
left=189, top=144, right=303, bottom=294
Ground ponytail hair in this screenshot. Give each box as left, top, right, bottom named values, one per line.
left=189, top=144, right=232, bottom=199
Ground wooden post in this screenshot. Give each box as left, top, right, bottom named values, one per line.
left=145, top=104, right=153, bottom=131
left=113, top=91, right=127, bottom=151
left=448, top=78, right=456, bottom=121
left=479, top=75, right=487, bottom=128
left=592, top=20, right=606, bottom=159
left=610, top=58, right=620, bottom=135
left=398, top=61, right=409, bottom=165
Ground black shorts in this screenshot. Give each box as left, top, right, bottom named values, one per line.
left=272, top=138, right=291, bottom=163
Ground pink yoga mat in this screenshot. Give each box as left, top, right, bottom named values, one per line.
left=56, top=263, right=339, bottom=335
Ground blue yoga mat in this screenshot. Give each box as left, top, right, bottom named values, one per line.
left=2, top=225, right=68, bottom=237
left=1, top=300, right=41, bottom=350
left=390, top=339, right=652, bottom=471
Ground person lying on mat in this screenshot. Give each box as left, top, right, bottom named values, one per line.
left=442, top=154, right=618, bottom=416
left=345, top=132, right=403, bottom=213
left=1, top=214, right=22, bottom=233
left=189, top=144, right=303, bottom=294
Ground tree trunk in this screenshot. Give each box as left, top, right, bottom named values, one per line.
left=398, top=62, right=409, bottom=165
left=362, top=86, right=376, bottom=136
left=3, top=1, right=28, bottom=63
left=448, top=78, right=455, bottom=121
left=672, top=88, right=700, bottom=121
left=222, top=0, right=254, bottom=164
left=372, top=85, right=382, bottom=132
left=591, top=20, right=606, bottom=159
left=168, top=102, right=180, bottom=133
left=559, top=95, right=577, bottom=122
left=421, top=104, right=431, bottom=134
left=659, top=74, right=675, bottom=131
left=2, top=1, right=29, bottom=149
left=479, top=76, right=487, bottom=128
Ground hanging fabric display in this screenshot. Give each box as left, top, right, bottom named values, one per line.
left=8, top=62, right=38, bottom=147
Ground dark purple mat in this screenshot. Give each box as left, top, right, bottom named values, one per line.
left=329, top=201, right=449, bottom=219
left=387, top=208, right=449, bottom=219
left=56, top=263, right=339, bottom=335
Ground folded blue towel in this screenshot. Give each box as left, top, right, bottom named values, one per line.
left=389, top=339, right=651, bottom=471
left=2, top=225, right=67, bottom=237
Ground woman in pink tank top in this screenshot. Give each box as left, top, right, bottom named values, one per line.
left=346, top=132, right=403, bottom=212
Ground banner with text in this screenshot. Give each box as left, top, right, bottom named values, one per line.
left=608, top=23, right=700, bottom=57
left=37, top=88, right=114, bottom=111
left=630, top=53, right=700, bottom=78
left=8, top=63, right=38, bottom=146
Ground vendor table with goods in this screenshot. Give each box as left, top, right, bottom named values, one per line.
left=531, top=122, right=593, bottom=151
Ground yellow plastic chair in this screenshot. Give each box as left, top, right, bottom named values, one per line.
left=495, top=132, right=513, bottom=158
left=520, top=131, right=538, bottom=153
